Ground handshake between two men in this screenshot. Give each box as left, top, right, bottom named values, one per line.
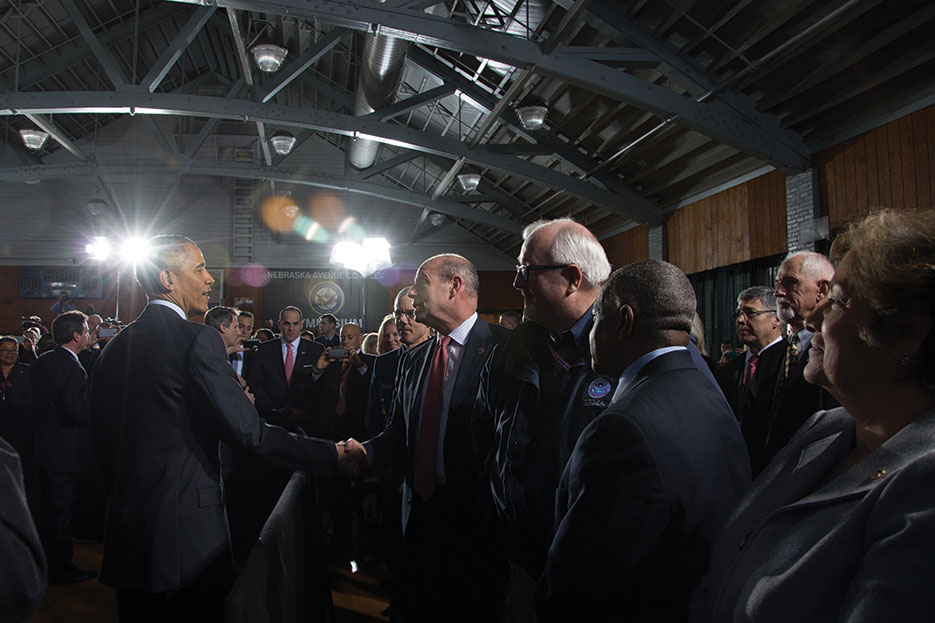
left=336, top=438, right=368, bottom=476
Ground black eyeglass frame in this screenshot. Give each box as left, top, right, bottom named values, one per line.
left=515, top=264, right=570, bottom=280
left=732, top=308, right=776, bottom=320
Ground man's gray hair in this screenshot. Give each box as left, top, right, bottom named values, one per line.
left=784, top=251, right=835, bottom=282
left=523, top=218, right=611, bottom=288
left=204, top=306, right=236, bottom=332
left=135, top=235, right=198, bottom=297
left=424, top=254, right=479, bottom=297
left=737, top=286, right=777, bottom=311
left=598, top=260, right=696, bottom=333
left=394, top=286, right=415, bottom=307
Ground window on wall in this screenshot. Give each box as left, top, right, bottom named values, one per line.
left=689, top=253, right=785, bottom=358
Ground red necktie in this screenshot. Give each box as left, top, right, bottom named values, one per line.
left=284, top=342, right=294, bottom=385
left=413, top=336, right=450, bottom=501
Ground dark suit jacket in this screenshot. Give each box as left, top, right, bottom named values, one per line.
left=715, top=354, right=744, bottom=402
left=366, top=318, right=506, bottom=530
left=90, top=304, right=337, bottom=593
left=31, top=347, right=89, bottom=474
left=246, top=337, right=325, bottom=429
left=367, top=349, right=401, bottom=439
left=315, top=334, right=340, bottom=349
left=538, top=350, right=751, bottom=621
left=315, top=352, right=374, bottom=442
left=692, top=407, right=935, bottom=622
left=743, top=339, right=837, bottom=476
left=0, top=362, right=33, bottom=464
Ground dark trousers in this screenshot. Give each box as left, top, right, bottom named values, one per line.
left=37, top=470, right=80, bottom=575
left=399, top=491, right=507, bottom=623
left=115, top=552, right=233, bottom=623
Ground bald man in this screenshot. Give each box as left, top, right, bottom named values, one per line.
left=349, top=254, right=508, bottom=623
left=743, top=251, right=838, bottom=476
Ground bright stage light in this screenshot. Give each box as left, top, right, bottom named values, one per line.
left=330, top=238, right=391, bottom=276
left=119, top=237, right=152, bottom=264
left=86, top=237, right=111, bottom=260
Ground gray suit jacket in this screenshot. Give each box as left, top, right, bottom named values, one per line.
left=692, top=406, right=935, bottom=622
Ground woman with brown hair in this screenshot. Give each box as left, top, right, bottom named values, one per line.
left=377, top=313, right=401, bottom=354
left=692, top=209, right=935, bottom=622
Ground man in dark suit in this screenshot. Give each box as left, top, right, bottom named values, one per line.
left=315, top=313, right=340, bottom=349
left=742, top=251, right=837, bottom=477
left=348, top=254, right=508, bottom=623
left=365, top=286, right=431, bottom=618
left=715, top=286, right=783, bottom=418
left=246, top=306, right=326, bottom=435
left=31, top=310, right=97, bottom=585
left=90, top=235, right=359, bottom=622
left=231, top=310, right=255, bottom=379
left=537, top=260, right=751, bottom=621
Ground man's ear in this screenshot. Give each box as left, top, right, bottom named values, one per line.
left=816, top=279, right=830, bottom=300
left=158, top=268, right=175, bottom=292
left=619, top=304, right=634, bottom=339
left=449, top=275, right=463, bottom=298
left=563, top=264, right=584, bottom=295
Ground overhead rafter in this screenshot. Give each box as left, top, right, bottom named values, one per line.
left=60, top=0, right=128, bottom=89
left=167, top=0, right=809, bottom=171
left=258, top=28, right=348, bottom=103
left=141, top=5, right=217, bottom=92
left=0, top=160, right=524, bottom=234
left=0, top=90, right=660, bottom=225
left=23, top=113, right=86, bottom=160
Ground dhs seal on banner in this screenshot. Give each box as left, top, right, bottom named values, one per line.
left=309, top=281, right=345, bottom=316
left=583, top=377, right=613, bottom=407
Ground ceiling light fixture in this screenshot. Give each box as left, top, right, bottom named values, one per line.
left=457, top=172, right=481, bottom=193
left=20, top=128, right=49, bottom=151
left=270, top=131, right=296, bottom=155
left=251, top=42, right=288, bottom=72
left=515, top=99, right=548, bottom=131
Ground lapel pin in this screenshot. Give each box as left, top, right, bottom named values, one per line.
left=476, top=346, right=486, bottom=356
left=868, top=469, right=886, bottom=481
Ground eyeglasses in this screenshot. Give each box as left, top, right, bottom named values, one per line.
left=0, top=348, right=18, bottom=354
left=733, top=308, right=776, bottom=320
left=515, top=264, right=569, bottom=280
left=394, top=309, right=416, bottom=320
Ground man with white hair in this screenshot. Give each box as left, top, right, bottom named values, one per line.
left=742, top=251, right=838, bottom=476
left=476, top=218, right=617, bottom=621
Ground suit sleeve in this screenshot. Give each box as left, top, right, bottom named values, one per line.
left=366, top=361, right=385, bottom=439
left=59, top=359, right=89, bottom=427
left=245, top=347, right=274, bottom=413
left=187, top=329, right=337, bottom=476
left=0, top=438, right=45, bottom=620
left=839, top=456, right=935, bottom=621
left=364, top=350, right=408, bottom=473
left=536, top=413, right=670, bottom=621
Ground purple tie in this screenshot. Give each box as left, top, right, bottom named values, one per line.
left=413, top=336, right=451, bottom=501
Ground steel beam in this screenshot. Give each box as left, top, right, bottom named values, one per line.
left=259, top=28, right=348, bottom=103
left=0, top=90, right=660, bottom=224
left=363, top=84, right=456, bottom=121
left=141, top=6, right=216, bottom=92
left=0, top=160, right=524, bottom=234
left=167, top=0, right=809, bottom=171
left=23, top=113, right=86, bottom=160
left=60, top=0, right=128, bottom=89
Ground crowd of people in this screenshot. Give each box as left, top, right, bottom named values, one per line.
left=1, top=209, right=933, bottom=623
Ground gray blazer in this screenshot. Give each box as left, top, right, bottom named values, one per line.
left=692, top=406, right=935, bottom=622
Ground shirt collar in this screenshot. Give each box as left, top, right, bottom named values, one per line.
left=610, top=346, right=686, bottom=404
left=149, top=299, right=187, bottom=320
left=444, top=312, right=478, bottom=347
left=549, top=307, right=593, bottom=348
left=281, top=335, right=302, bottom=351
left=753, top=334, right=784, bottom=358
left=58, top=345, right=80, bottom=362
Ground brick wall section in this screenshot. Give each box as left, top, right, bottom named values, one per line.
left=648, top=225, right=664, bottom=260
left=785, top=168, right=820, bottom=252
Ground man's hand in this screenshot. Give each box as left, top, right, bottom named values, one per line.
left=313, top=348, right=331, bottom=374
left=243, top=386, right=255, bottom=405
left=226, top=344, right=248, bottom=356
left=336, top=438, right=368, bottom=477
left=347, top=349, right=364, bottom=368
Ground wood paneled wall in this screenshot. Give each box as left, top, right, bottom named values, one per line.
left=666, top=169, right=788, bottom=275
left=602, top=226, right=650, bottom=269
left=815, top=105, right=934, bottom=229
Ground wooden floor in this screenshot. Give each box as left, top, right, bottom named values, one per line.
left=27, top=541, right=390, bottom=623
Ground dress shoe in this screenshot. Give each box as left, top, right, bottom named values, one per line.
left=49, top=565, right=97, bottom=585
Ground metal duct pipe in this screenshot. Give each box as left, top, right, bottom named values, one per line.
left=348, top=3, right=447, bottom=169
